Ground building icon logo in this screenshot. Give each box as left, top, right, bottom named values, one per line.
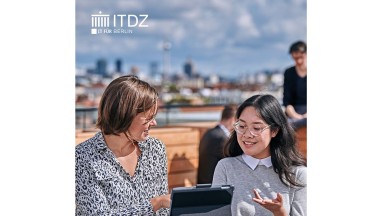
left=90, top=11, right=149, bottom=35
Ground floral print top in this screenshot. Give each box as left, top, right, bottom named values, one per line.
left=76, top=132, right=169, bottom=215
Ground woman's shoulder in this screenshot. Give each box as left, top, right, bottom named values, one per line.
left=75, top=132, right=103, bottom=156
left=145, top=136, right=165, bottom=145
left=284, top=66, right=300, bottom=79
left=294, top=165, right=307, bottom=171
left=291, top=165, right=307, bottom=173
left=292, top=165, right=307, bottom=182
left=140, top=136, right=166, bottom=151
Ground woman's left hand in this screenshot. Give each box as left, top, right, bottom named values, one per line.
left=150, top=194, right=171, bottom=212
left=252, top=189, right=288, bottom=216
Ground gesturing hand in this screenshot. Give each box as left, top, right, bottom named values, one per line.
left=252, top=189, right=287, bottom=216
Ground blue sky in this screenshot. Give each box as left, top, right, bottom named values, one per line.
left=76, top=0, right=306, bottom=78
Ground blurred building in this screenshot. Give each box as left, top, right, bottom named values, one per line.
left=183, top=59, right=194, bottom=78
left=150, top=61, right=159, bottom=77
left=115, top=59, right=122, bottom=73
left=96, top=58, right=107, bottom=77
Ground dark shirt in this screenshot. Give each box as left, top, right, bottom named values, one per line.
left=283, top=66, right=307, bottom=107
left=197, top=125, right=228, bottom=184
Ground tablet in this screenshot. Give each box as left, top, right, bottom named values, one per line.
left=170, top=184, right=234, bottom=216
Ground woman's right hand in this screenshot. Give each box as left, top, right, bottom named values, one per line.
left=252, top=189, right=288, bottom=216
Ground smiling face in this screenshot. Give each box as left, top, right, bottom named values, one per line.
left=127, top=105, right=158, bottom=142
left=236, top=106, right=277, bottom=159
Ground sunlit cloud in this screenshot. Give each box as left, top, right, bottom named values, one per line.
left=76, top=0, right=306, bottom=77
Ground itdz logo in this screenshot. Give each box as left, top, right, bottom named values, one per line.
left=91, top=11, right=149, bottom=35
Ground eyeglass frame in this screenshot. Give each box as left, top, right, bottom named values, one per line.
left=233, top=121, right=273, bottom=137
left=143, top=115, right=157, bottom=125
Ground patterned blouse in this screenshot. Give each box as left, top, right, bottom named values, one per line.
left=76, top=132, right=170, bottom=215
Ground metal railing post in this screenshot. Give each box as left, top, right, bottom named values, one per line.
left=82, top=111, right=86, bottom=131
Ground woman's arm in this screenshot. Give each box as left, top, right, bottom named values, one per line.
left=152, top=139, right=171, bottom=215
left=290, top=168, right=307, bottom=216
left=283, top=69, right=294, bottom=109
left=285, top=105, right=306, bottom=120
left=212, top=160, right=227, bottom=185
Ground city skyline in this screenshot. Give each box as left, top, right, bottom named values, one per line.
left=76, top=0, right=307, bottom=78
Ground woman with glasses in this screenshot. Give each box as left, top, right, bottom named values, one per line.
left=76, top=75, right=170, bottom=215
left=212, top=94, right=307, bottom=216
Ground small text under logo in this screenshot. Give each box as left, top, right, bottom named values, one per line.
left=91, top=11, right=149, bottom=35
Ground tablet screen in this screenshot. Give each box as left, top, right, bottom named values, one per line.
left=170, top=184, right=234, bottom=216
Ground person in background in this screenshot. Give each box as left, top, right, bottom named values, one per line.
left=283, top=40, right=307, bottom=129
left=197, top=104, right=237, bottom=184
left=76, top=75, right=170, bottom=215
left=212, top=94, right=307, bottom=216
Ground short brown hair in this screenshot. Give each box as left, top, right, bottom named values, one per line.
left=221, top=104, right=237, bottom=120
left=96, top=75, right=159, bottom=135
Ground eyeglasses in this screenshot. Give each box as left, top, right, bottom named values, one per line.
left=143, top=116, right=156, bottom=125
left=233, top=121, right=272, bottom=137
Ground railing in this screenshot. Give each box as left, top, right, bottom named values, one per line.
left=75, top=104, right=226, bottom=131
left=76, top=107, right=98, bottom=131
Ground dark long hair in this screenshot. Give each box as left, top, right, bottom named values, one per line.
left=224, top=94, right=306, bottom=187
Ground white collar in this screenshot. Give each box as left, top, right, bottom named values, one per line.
left=218, top=124, right=231, bottom=138
left=242, top=154, right=272, bottom=170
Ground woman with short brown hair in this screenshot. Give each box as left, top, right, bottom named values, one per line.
left=76, top=75, right=170, bottom=215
